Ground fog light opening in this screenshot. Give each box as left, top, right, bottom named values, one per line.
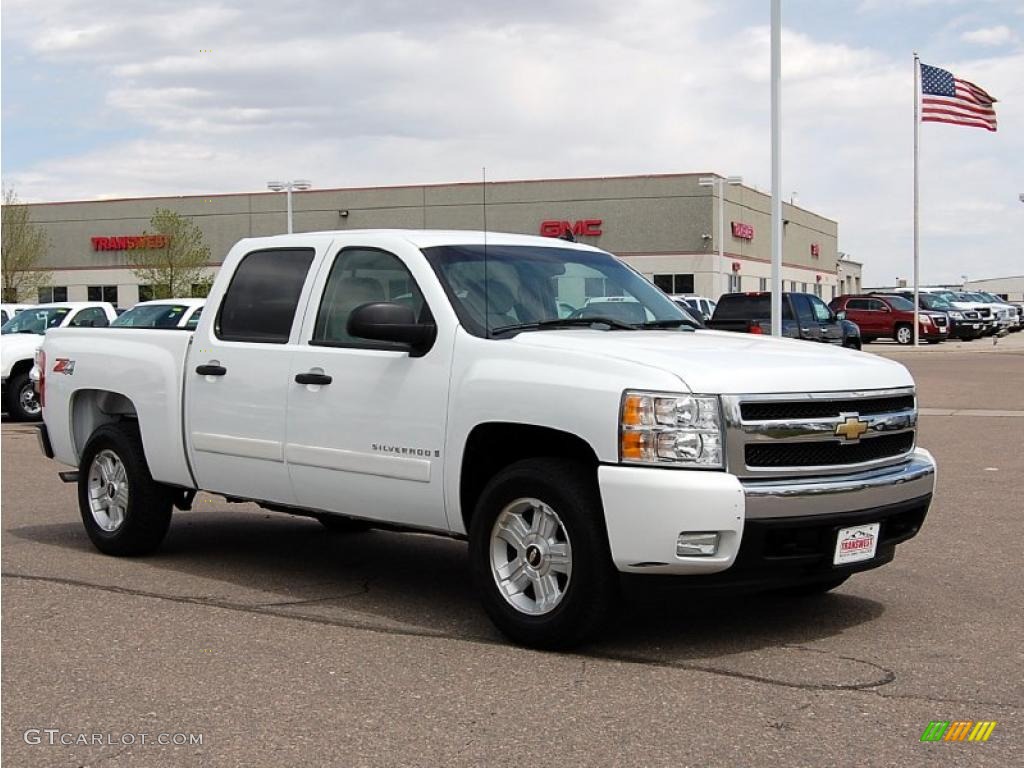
left=677, top=532, right=720, bottom=557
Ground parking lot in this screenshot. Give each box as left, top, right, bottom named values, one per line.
left=2, top=337, right=1021, bottom=767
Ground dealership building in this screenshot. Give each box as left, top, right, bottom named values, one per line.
left=20, top=173, right=855, bottom=307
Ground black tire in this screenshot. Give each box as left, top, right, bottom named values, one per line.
left=78, top=422, right=173, bottom=556
left=316, top=515, right=372, bottom=533
left=469, top=458, right=617, bottom=649
left=894, top=324, right=913, bottom=345
left=844, top=338, right=862, bottom=351
left=861, top=336, right=874, bottom=344
left=774, top=575, right=850, bottom=597
left=6, top=370, right=41, bottom=421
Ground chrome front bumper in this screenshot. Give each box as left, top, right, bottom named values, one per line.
left=742, top=448, right=935, bottom=519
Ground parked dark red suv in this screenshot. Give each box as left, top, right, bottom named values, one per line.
left=829, top=294, right=948, bottom=345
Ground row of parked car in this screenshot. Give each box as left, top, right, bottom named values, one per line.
left=676, top=288, right=1022, bottom=349
left=1, top=298, right=205, bottom=421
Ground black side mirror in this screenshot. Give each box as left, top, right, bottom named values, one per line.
left=347, top=302, right=436, bottom=357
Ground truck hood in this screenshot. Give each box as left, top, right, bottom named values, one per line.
left=1, top=334, right=44, bottom=376
left=510, top=329, right=914, bottom=394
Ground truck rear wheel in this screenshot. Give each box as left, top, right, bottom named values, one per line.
left=469, top=458, right=617, bottom=649
left=78, top=422, right=173, bottom=556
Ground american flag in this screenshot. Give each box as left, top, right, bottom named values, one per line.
left=920, top=63, right=997, bottom=131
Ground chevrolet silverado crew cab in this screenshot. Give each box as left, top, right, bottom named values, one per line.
left=36, top=231, right=936, bottom=648
left=2, top=301, right=118, bottom=420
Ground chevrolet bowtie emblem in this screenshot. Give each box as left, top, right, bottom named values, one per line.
left=835, top=415, right=870, bottom=442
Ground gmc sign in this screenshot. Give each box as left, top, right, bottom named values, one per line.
left=540, top=219, right=602, bottom=238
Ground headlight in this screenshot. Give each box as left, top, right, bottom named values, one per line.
left=920, top=315, right=933, bottom=325
left=949, top=311, right=962, bottom=319
left=620, top=391, right=723, bottom=468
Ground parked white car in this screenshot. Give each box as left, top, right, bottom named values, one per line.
left=36, top=230, right=935, bottom=648
left=672, top=295, right=717, bottom=321
left=1, top=302, right=118, bottom=420
left=112, top=298, right=205, bottom=330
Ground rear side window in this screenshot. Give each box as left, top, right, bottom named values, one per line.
left=217, top=249, right=314, bottom=343
left=791, top=294, right=814, bottom=321
left=713, top=295, right=794, bottom=321
left=846, top=299, right=870, bottom=310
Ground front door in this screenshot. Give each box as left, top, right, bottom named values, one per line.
left=285, top=243, right=453, bottom=531
left=187, top=244, right=322, bottom=504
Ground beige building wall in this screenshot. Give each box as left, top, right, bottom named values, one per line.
left=20, top=173, right=840, bottom=307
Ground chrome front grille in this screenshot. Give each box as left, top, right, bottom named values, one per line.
left=722, top=388, right=918, bottom=479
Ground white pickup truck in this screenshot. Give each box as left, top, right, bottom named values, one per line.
left=36, top=230, right=936, bottom=648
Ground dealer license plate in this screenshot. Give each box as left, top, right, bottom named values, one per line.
left=833, top=523, right=880, bottom=565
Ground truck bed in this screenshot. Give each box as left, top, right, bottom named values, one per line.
left=40, top=328, right=195, bottom=488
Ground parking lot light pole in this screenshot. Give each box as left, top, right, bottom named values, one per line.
left=699, top=175, right=743, bottom=298
left=267, top=179, right=312, bottom=234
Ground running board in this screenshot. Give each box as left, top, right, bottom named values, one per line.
left=58, top=471, right=79, bottom=483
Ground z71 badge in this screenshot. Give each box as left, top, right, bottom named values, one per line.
left=53, top=358, right=76, bottom=375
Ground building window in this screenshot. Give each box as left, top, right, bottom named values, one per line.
left=814, top=283, right=823, bottom=297
left=652, top=273, right=694, bottom=295
left=759, top=277, right=768, bottom=292
left=38, top=287, right=68, bottom=303
left=87, top=285, right=118, bottom=304
left=728, top=273, right=741, bottom=293
left=191, top=281, right=213, bottom=298
left=801, top=282, right=808, bottom=293
left=138, top=285, right=154, bottom=302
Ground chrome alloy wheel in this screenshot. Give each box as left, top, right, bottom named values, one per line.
left=489, top=498, right=573, bottom=616
left=897, top=326, right=912, bottom=345
left=87, top=449, right=130, bottom=532
left=18, top=381, right=41, bottom=417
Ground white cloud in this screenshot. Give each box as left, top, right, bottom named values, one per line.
left=961, top=25, right=1017, bottom=46
left=2, top=0, right=1021, bottom=285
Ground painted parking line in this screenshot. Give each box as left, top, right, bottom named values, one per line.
left=919, top=408, right=1024, bottom=417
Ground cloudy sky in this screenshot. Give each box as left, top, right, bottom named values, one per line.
left=2, top=0, right=1021, bottom=284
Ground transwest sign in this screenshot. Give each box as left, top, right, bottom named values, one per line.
left=92, top=235, right=169, bottom=251
left=540, top=219, right=602, bottom=238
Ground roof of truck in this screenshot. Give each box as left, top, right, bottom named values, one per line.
left=237, top=229, right=605, bottom=252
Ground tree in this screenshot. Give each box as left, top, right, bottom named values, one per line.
left=132, top=208, right=211, bottom=299
left=1, top=187, right=51, bottom=302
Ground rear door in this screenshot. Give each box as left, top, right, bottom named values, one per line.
left=790, top=294, right=820, bottom=341
left=186, top=242, right=325, bottom=504
left=284, top=240, right=454, bottom=531
left=843, top=298, right=872, bottom=334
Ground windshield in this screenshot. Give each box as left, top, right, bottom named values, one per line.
left=917, top=294, right=952, bottom=310
left=884, top=296, right=916, bottom=311
left=422, top=244, right=691, bottom=336
left=1, top=307, right=70, bottom=335
left=112, top=304, right=193, bottom=328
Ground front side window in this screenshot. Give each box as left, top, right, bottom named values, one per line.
left=69, top=307, right=109, bottom=327
left=312, top=248, right=428, bottom=347
left=809, top=295, right=833, bottom=322
left=425, top=245, right=691, bottom=336
left=217, top=249, right=314, bottom=343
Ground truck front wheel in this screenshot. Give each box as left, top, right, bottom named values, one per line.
left=78, top=422, right=173, bottom=556
left=469, top=458, right=617, bottom=649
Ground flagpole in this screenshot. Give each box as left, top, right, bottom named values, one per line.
left=913, top=52, right=920, bottom=346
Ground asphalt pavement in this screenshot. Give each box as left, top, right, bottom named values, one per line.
left=2, top=337, right=1022, bottom=766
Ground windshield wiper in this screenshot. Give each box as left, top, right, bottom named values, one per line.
left=637, top=319, right=697, bottom=330
left=491, top=316, right=637, bottom=335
